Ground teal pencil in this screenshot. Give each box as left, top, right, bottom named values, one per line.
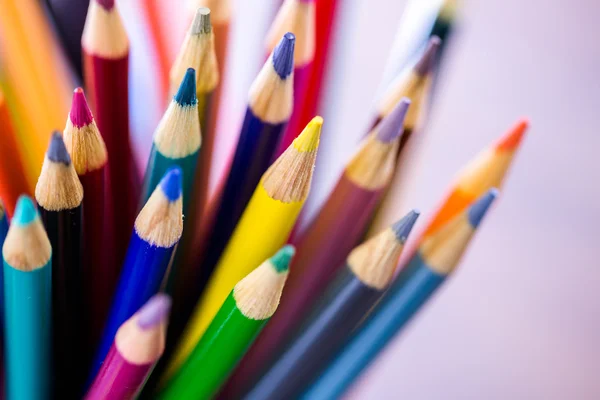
left=2, top=196, right=52, bottom=400
left=141, top=68, right=201, bottom=214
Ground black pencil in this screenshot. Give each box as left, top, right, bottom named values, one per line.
left=244, top=210, right=419, bottom=400
left=35, top=132, right=85, bottom=397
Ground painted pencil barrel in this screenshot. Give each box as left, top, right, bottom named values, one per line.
left=159, top=294, right=266, bottom=400
left=301, top=256, right=444, bottom=400
left=142, top=148, right=198, bottom=213
left=4, top=263, right=52, bottom=400
left=86, top=344, right=153, bottom=400
left=0, top=212, right=7, bottom=320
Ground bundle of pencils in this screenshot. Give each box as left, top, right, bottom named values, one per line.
left=0, top=1, right=534, bottom=398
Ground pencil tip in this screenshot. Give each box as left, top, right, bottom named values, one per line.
left=272, top=33, right=295, bottom=79
left=293, top=116, right=323, bottom=152
left=391, top=209, right=420, bottom=243
left=159, top=167, right=183, bottom=202
left=12, top=195, right=38, bottom=226
left=70, top=87, right=94, bottom=128
left=173, top=68, right=198, bottom=106
left=467, top=189, right=498, bottom=228
left=95, top=0, right=115, bottom=10
left=270, top=245, right=295, bottom=273
left=414, top=36, right=441, bottom=76
left=137, top=294, right=172, bottom=330
left=377, top=98, right=411, bottom=142
left=47, top=132, right=71, bottom=165
left=496, top=118, right=529, bottom=151
left=192, top=7, right=212, bottom=34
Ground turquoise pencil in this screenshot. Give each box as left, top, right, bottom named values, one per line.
left=141, top=67, right=201, bottom=214
left=302, top=189, right=498, bottom=399
left=2, top=196, right=52, bottom=400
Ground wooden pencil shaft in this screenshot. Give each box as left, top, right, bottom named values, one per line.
left=40, top=205, right=86, bottom=397
left=159, top=294, right=265, bottom=400
left=301, top=257, right=444, bottom=400
left=245, top=267, right=382, bottom=400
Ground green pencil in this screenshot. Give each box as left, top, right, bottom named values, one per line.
left=2, top=195, right=52, bottom=400
left=158, top=245, right=294, bottom=400
left=141, top=67, right=201, bottom=214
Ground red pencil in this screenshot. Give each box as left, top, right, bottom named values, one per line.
left=82, top=0, right=141, bottom=266
left=63, top=87, right=116, bottom=355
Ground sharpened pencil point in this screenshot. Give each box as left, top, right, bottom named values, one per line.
left=12, top=196, right=37, bottom=226
left=467, top=189, right=498, bottom=228
left=270, top=245, right=295, bottom=273
left=391, top=209, right=420, bottom=243
left=159, top=167, right=183, bottom=202
left=377, top=98, right=411, bottom=143
left=496, top=119, right=528, bottom=151
left=192, top=8, right=212, bottom=34
left=293, top=116, right=322, bottom=152
left=137, top=294, right=172, bottom=330
left=272, top=33, right=295, bottom=79
left=47, top=132, right=71, bottom=165
left=96, top=0, right=115, bottom=10
left=70, top=88, right=94, bottom=128
left=174, top=68, right=198, bottom=106
left=414, top=37, right=441, bottom=76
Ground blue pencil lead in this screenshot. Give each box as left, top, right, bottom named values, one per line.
left=174, top=68, right=198, bottom=106
left=272, top=33, right=295, bottom=79
left=467, top=188, right=498, bottom=228
left=159, top=167, right=183, bottom=202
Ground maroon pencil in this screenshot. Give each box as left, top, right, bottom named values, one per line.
left=63, top=87, right=116, bottom=354
left=85, top=294, right=170, bottom=400
left=82, top=0, right=141, bottom=266
left=219, top=98, right=412, bottom=396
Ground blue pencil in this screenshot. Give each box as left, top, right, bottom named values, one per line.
left=198, top=32, right=295, bottom=289
left=141, top=68, right=200, bottom=215
left=2, top=196, right=52, bottom=400
left=90, top=167, right=183, bottom=380
left=302, top=189, right=498, bottom=399
left=0, top=199, right=8, bottom=321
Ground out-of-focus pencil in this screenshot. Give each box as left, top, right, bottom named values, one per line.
left=90, top=168, right=183, bottom=381
left=267, top=0, right=316, bottom=158
left=82, top=0, right=141, bottom=266
left=0, top=199, right=8, bottom=319
left=0, top=89, right=30, bottom=214
left=302, top=190, right=497, bottom=400
left=86, top=294, right=171, bottom=400
left=194, top=32, right=295, bottom=306
left=158, top=247, right=293, bottom=400
left=3, top=196, right=52, bottom=400
left=63, top=87, right=111, bottom=354
left=163, top=116, right=322, bottom=382
left=244, top=212, right=419, bottom=400
left=35, top=133, right=85, bottom=397
left=223, top=99, right=411, bottom=394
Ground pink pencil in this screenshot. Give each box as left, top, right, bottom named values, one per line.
left=85, top=294, right=170, bottom=400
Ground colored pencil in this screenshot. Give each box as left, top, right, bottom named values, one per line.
left=302, top=189, right=498, bottom=400
left=0, top=199, right=8, bottom=319
left=222, top=98, right=411, bottom=394
left=267, top=0, right=316, bottom=158
left=163, top=116, right=322, bottom=381
left=196, top=32, right=295, bottom=298
left=45, top=0, right=90, bottom=78
left=86, top=294, right=171, bottom=400
left=82, top=0, right=141, bottom=266
left=141, top=68, right=200, bottom=214
left=372, top=37, right=440, bottom=152
left=159, top=246, right=294, bottom=400
left=2, top=195, right=52, bottom=400
left=90, top=167, right=183, bottom=380
left=0, top=89, right=30, bottom=214
left=35, top=133, right=85, bottom=397
left=244, top=211, right=419, bottom=400
left=63, top=87, right=111, bottom=351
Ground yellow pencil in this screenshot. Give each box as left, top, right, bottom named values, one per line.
left=162, top=116, right=323, bottom=380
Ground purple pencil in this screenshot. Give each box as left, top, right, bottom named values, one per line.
left=85, top=294, right=171, bottom=400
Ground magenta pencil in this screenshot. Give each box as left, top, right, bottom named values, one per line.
left=85, top=294, right=170, bottom=400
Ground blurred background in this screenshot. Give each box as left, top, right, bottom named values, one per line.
left=2, top=0, right=599, bottom=398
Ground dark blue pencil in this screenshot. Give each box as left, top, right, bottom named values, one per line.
left=89, top=167, right=183, bottom=381
left=197, top=33, right=295, bottom=292
left=0, top=199, right=8, bottom=322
